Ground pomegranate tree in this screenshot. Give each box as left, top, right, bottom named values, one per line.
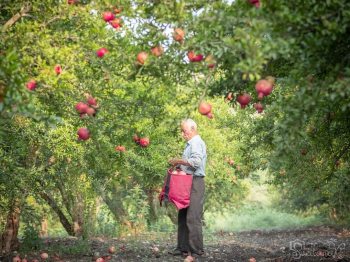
left=236, top=93, right=252, bottom=109
left=255, top=79, right=272, bottom=99
left=198, top=102, right=212, bottom=115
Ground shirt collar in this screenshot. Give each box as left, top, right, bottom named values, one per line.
left=187, top=135, right=200, bottom=145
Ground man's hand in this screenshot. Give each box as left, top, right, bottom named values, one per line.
left=168, top=158, right=190, bottom=167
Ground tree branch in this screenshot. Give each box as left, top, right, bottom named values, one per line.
left=2, top=6, right=32, bottom=33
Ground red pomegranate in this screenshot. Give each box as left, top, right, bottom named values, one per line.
left=255, top=80, right=272, bottom=99
left=55, top=66, right=61, bottom=75
left=133, top=135, right=140, bottom=142
left=26, top=79, right=37, bottom=90
left=110, top=18, right=122, bottom=29
left=86, top=107, right=95, bottom=116
left=237, top=94, right=252, bottom=109
left=188, top=51, right=204, bottom=62
left=207, top=112, right=214, bottom=119
left=102, top=11, right=114, bottom=22
left=137, top=52, right=148, bottom=64
left=173, top=28, right=184, bottom=42
left=139, top=137, right=149, bottom=147
left=178, top=170, right=187, bottom=175
left=75, top=102, right=88, bottom=113
left=254, top=102, right=264, bottom=113
left=151, top=46, right=164, bottom=57
left=205, top=55, right=216, bottom=68
left=87, top=97, right=97, bottom=106
left=97, top=48, right=108, bottom=57
left=198, top=102, right=212, bottom=115
left=119, top=146, right=126, bottom=152
left=77, top=128, right=90, bottom=140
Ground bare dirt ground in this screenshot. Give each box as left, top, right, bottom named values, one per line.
left=3, top=226, right=350, bottom=262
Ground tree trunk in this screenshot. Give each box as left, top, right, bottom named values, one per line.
left=1, top=210, right=20, bottom=253
left=40, top=215, right=48, bottom=237
left=0, top=215, right=3, bottom=252
left=39, top=191, right=74, bottom=236
left=72, top=193, right=84, bottom=238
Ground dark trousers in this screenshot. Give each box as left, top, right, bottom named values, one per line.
left=177, top=176, right=205, bottom=254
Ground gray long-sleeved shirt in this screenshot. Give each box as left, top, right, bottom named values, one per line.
left=180, top=135, right=207, bottom=177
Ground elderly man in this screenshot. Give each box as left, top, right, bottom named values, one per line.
left=168, top=118, right=207, bottom=260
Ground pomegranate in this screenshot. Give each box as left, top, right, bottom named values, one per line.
left=133, top=135, right=140, bottom=142
left=115, top=145, right=121, bottom=151
left=97, top=48, right=108, bottom=57
left=133, top=181, right=137, bottom=185
left=254, top=102, right=264, bottom=113
left=139, top=137, right=149, bottom=147
left=229, top=160, right=234, bottom=165
left=188, top=51, right=204, bottom=62
left=21, top=259, right=28, bottom=262
left=54, top=66, right=61, bottom=75
left=137, top=52, right=148, bottom=64
left=87, top=97, right=97, bottom=106
left=178, top=170, right=187, bottom=175
left=171, top=170, right=178, bottom=175
left=226, top=93, right=233, bottom=101
left=86, top=107, right=95, bottom=116
left=77, top=128, right=90, bottom=140
left=95, top=258, right=104, bottom=262
left=152, top=247, right=159, bottom=252
left=103, top=256, right=111, bottom=261
left=26, top=79, right=36, bottom=90
left=102, top=11, right=114, bottom=22
left=301, top=150, right=307, bottom=155
left=247, top=0, right=259, bottom=7
left=207, top=112, right=214, bottom=119
left=236, top=93, right=252, bottom=109
left=12, top=257, right=21, bottom=262
left=173, top=28, right=184, bottom=42
left=40, top=253, right=49, bottom=259
left=68, top=0, right=79, bottom=4
left=109, top=246, right=116, bottom=254
left=75, top=102, right=88, bottom=113
left=110, top=18, right=122, bottom=29
left=114, top=6, right=121, bottom=13
left=265, top=76, right=275, bottom=85
left=119, top=146, right=125, bottom=152
left=198, top=102, right=212, bottom=115
left=248, top=257, right=256, bottom=262
left=255, top=79, right=272, bottom=99
left=204, top=55, right=216, bottom=68
left=151, top=46, right=164, bottom=57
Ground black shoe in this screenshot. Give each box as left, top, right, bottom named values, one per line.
left=169, top=249, right=188, bottom=256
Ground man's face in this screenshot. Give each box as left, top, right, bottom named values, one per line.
left=181, top=123, right=195, bottom=141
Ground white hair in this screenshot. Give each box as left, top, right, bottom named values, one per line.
left=182, top=119, right=197, bottom=130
